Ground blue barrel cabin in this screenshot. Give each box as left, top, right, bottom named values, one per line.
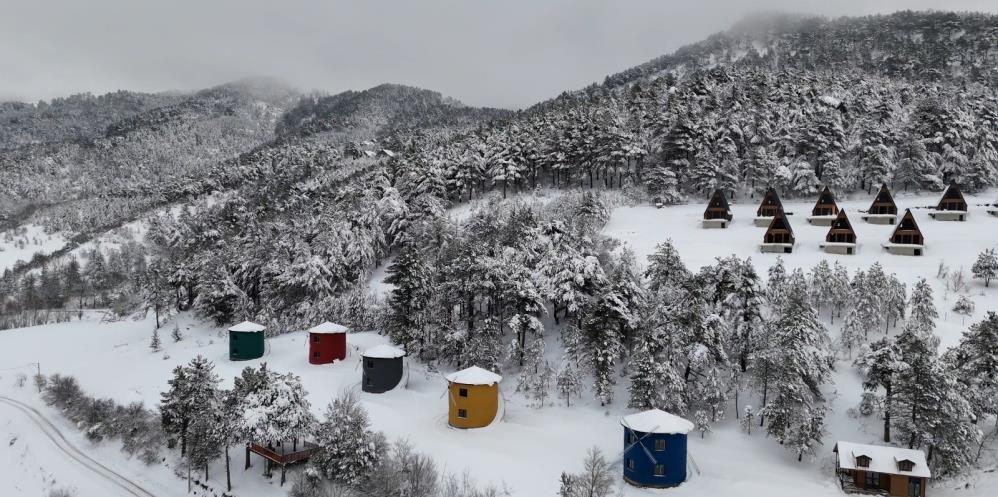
left=621, top=409, right=694, bottom=488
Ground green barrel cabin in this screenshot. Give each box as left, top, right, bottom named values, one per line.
left=229, top=321, right=267, bottom=361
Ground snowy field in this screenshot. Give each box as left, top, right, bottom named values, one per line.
left=1, top=190, right=997, bottom=497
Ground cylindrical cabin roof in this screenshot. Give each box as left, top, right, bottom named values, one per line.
left=621, top=409, right=694, bottom=435
left=228, top=321, right=266, bottom=333
left=363, top=344, right=405, bottom=359
left=308, top=321, right=348, bottom=334
left=446, top=366, right=502, bottom=386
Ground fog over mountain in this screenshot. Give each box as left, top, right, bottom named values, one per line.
left=3, top=0, right=997, bottom=108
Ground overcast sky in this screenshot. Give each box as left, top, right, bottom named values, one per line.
left=2, top=1, right=996, bottom=109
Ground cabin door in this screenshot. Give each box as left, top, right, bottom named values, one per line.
left=907, top=477, right=921, bottom=497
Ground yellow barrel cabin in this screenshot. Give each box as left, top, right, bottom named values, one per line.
left=445, top=366, right=502, bottom=429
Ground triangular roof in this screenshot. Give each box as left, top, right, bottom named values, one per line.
left=812, top=186, right=839, bottom=214
left=766, top=209, right=794, bottom=235
left=621, top=409, right=694, bottom=435
left=937, top=181, right=967, bottom=209
left=445, top=366, right=502, bottom=386
left=706, top=189, right=730, bottom=211
left=757, top=187, right=784, bottom=215
left=891, top=209, right=923, bottom=238
left=229, top=321, right=266, bottom=332
left=308, top=321, right=348, bottom=334
left=871, top=184, right=897, bottom=207
left=827, top=210, right=856, bottom=235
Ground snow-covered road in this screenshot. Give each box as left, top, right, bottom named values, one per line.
left=0, top=395, right=162, bottom=497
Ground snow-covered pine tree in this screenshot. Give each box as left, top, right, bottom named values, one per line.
left=905, top=278, right=938, bottom=346
left=239, top=370, right=316, bottom=449
left=971, top=249, right=998, bottom=288
left=944, top=312, right=998, bottom=424
left=310, top=392, right=386, bottom=486
left=892, top=329, right=979, bottom=475
left=854, top=337, right=903, bottom=442
left=384, top=244, right=433, bottom=355
left=150, top=327, right=162, bottom=352
left=644, top=240, right=689, bottom=293
left=555, top=362, right=583, bottom=407
left=160, top=355, right=220, bottom=456
left=740, top=406, right=755, bottom=435
left=758, top=281, right=832, bottom=461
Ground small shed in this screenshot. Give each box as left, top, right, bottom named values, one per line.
left=807, top=186, right=840, bottom=226
left=362, top=345, right=405, bottom=393
left=821, top=210, right=858, bottom=255
left=307, top=322, right=348, bottom=365
left=702, top=190, right=732, bottom=229
left=861, top=184, right=899, bottom=225
left=760, top=210, right=795, bottom=253
left=755, top=188, right=785, bottom=226
left=621, top=409, right=694, bottom=488
left=445, top=366, right=502, bottom=429
left=229, top=321, right=266, bottom=361
left=929, top=182, right=968, bottom=221
left=833, top=441, right=929, bottom=497
left=883, top=209, right=924, bottom=256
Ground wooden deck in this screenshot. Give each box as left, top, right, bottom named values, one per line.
left=245, top=441, right=320, bottom=486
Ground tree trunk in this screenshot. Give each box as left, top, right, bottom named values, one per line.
left=226, top=446, right=232, bottom=491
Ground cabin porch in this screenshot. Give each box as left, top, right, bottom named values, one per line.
left=928, top=210, right=967, bottom=221
left=807, top=214, right=837, bottom=226
left=245, top=440, right=320, bottom=486
left=702, top=218, right=729, bottom=229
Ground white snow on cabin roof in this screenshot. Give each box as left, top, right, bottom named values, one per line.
left=363, top=344, right=405, bottom=359
left=308, top=321, right=348, bottom=334
left=445, top=366, right=502, bottom=385
left=835, top=441, right=931, bottom=478
left=621, top=409, right=694, bottom=435
left=228, top=321, right=266, bottom=332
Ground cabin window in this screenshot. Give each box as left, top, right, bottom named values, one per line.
left=366, top=360, right=374, bottom=368
left=654, top=464, right=665, bottom=477
left=856, top=456, right=871, bottom=468
left=898, top=460, right=914, bottom=472
left=627, top=459, right=634, bottom=471
left=654, top=439, right=667, bottom=451
left=313, top=352, right=320, bottom=358
left=459, top=388, right=468, bottom=398
left=457, top=409, right=468, bottom=419
left=628, top=433, right=637, bottom=444
left=312, top=335, right=320, bottom=343
left=865, top=471, right=880, bottom=487
left=908, top=477, right=921, bottom=497
left=366, top=378, right=373, bottom=386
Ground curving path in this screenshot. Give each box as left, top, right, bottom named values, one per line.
left=0, top=395, right=163, bottom=497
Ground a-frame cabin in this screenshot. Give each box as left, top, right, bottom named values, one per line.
left=808, top=186, right=840, bottom=226
left=883, top=209, right=925, bottom=256
left=760, top=210, right=795, bottom=253
left=820, top=210, right=857, bottom=255
left=702, top=190, right=733, bottom=228
left=861, top=184, right=899, bottom=225
left=755, top=188, right=786, bottom=227
left=929, top=182, right=968, bottom=221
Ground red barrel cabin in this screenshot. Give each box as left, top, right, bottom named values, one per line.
left=308, top=322, right=348, bottom=364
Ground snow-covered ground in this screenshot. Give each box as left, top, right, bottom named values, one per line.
left=0, top=224, right=67, bottom=272
left=1, top=190, right=996, bottom=497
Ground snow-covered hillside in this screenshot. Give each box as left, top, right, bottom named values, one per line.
left=1, top=191, right=996, bottom=497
